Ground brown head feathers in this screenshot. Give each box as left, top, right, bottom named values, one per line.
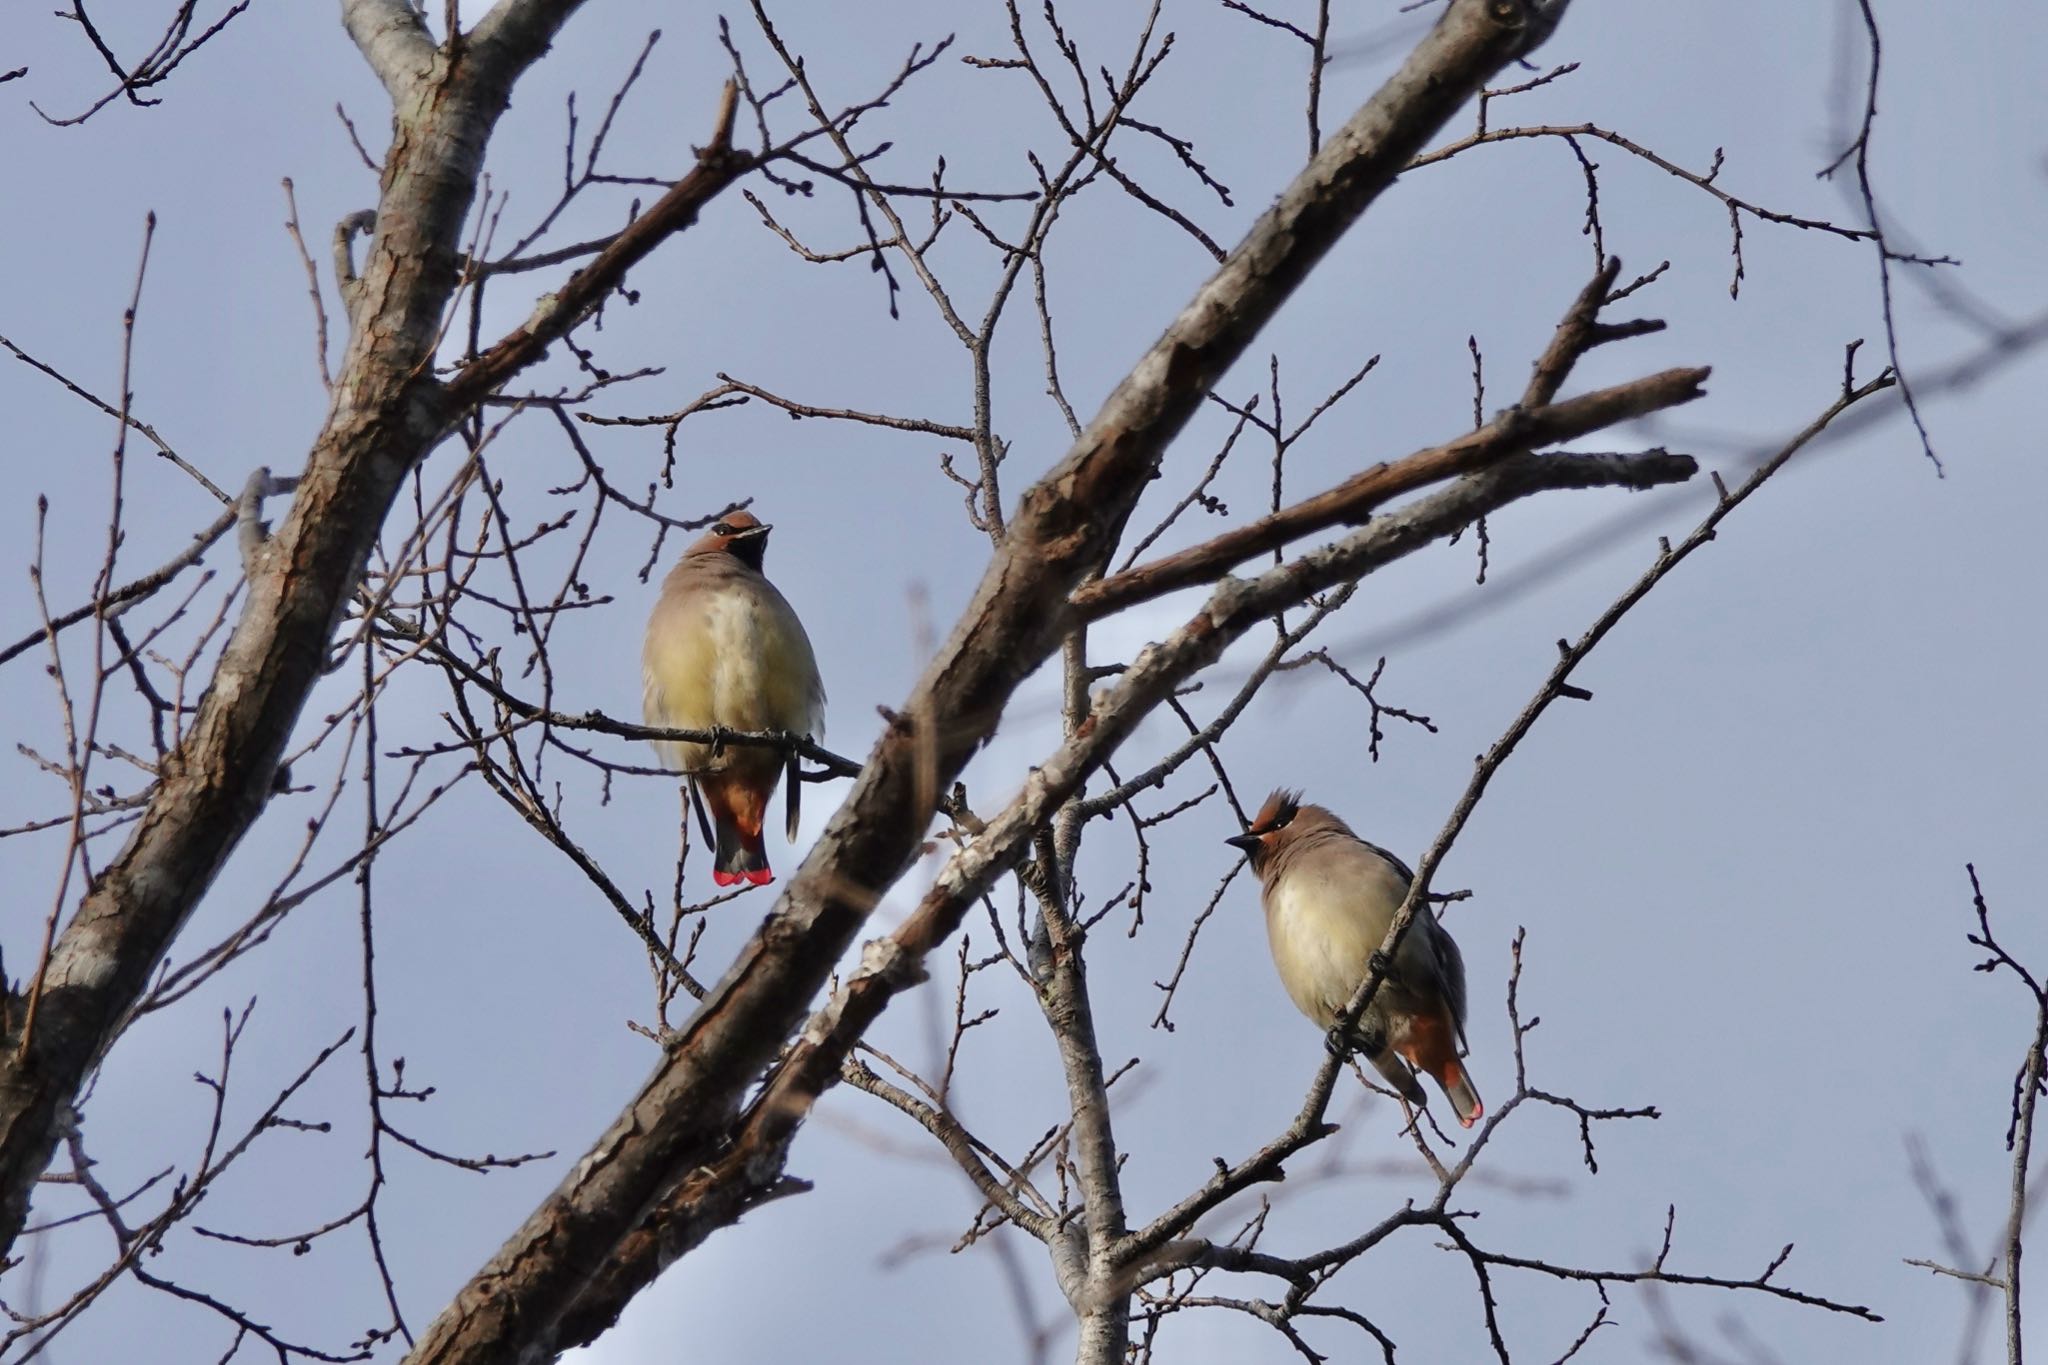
left=1249, top=788, right=1301, bottom=835
left=686, top=508, right=773, bottom=571
left=1226, top=788, right=1335, bottom=875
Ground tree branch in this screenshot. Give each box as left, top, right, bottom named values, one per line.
left=0, top=0, right=685, bottom=1264
left=444, top=79, right=748, bottom=408
left=1317, top=362, right=1900, bottom=1149
left=339, top=0, right=436, bottom=98
left=398, top=4, right=1579, bottom=1359
left=548, top=446, right=1693, bottom=1355
left=1074, top=363, right=1704, bottom=621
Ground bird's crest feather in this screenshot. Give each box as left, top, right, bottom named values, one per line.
left=1250, top=788, right=1302, bottom=835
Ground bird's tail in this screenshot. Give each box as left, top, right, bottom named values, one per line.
left=699, top=776, right=775, bottom=887
left=1402, top=1009, right=1483, bottom=1128
left=1431, top=1058, right=1484, bottom=1130
left=712, top=817, right=773, bottom=887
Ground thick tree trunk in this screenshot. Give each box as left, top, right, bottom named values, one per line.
left=0, top=0, right=594, bottom=1259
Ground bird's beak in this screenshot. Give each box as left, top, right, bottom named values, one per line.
left=1224, top=832, right=1260, bottom=853
left=740, top=522, right=772, bottom=538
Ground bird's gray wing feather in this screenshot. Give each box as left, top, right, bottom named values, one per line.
left=1352, top=837, right=1470, bottom=1044
left=1425, top=910, right=1471, bottom=1043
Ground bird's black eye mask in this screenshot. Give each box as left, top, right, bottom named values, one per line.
left=1249, top=788, right=1301, bottom=837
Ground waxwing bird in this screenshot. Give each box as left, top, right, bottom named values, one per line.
left=644, top=510, right=826, bottom=887
left=1227, top=789, right=1483, bottom=1128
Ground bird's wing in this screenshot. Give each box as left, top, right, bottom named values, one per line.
left=1424, top=908, right=1471, bottom=1044
left=1356, top=837, right=1416, bottom=884
left=745, top=575, right=826, bottom=740
left=1344, top=836, right=1470, bottom=1042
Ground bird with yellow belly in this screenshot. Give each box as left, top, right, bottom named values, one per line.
left=643, top=510, right=826, bottom=887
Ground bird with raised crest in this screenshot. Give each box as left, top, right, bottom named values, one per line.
left=1227, top=789, right=1483, bottom=1128
left=643, top=509, right=826, bottom=887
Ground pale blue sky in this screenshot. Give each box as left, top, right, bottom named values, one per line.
left=2, top=2, right=2043, bottom=1362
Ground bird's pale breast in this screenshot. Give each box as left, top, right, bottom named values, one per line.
left=643, top=578, right=823, bottom=774
left=1263, top=850, right=1410, bottom=1027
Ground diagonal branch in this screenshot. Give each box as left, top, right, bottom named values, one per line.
left=340, top=0, right=436, bottom=98
left=399, top=4, right=1580, bottom=1360
left=1318, top=361, right=1901, bottom=1142
left=559, top=446, right=1696, bottom=1348
left=0, top=0, right=721, bottom=1265
left=1073, top=362, right=1703, bottom=621
left=445, top=80, right=749, bottom=408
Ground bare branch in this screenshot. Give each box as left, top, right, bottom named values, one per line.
left=340, top=0, right=436, bottom=98
left=446, top=82, right=747, bottom=407
left=0, top=0, right=728, bottom=1264
left=1076, top=361, right=1705, bottom=621
left=1319, top=360, right=1900, bottom=1165
left=398, top=6, right=1577, bottom=1358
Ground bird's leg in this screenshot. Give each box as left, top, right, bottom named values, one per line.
left=1330, top=1013, right=1390, bottom=1059
left=1368, top=948, right=1397, bottom=982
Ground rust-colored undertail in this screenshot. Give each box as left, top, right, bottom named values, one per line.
left=1398, top=1007, right=1484, bottom=1128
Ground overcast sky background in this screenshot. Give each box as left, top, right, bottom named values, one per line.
left=3, top=1, right=2045, bottom=1362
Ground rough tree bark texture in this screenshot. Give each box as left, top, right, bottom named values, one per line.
left=0, top=0, right=1580, bottom=1358
left=0, top=0, right=594, bottom=1257
left=402, top=2, right=1574, bottom=1361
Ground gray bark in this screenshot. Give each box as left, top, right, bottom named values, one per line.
left=1, top=2, right=1593, bottom=1360
left=0, top=0, right=595, bottom=1258
left=401, top=2, right=1580, bottom=1360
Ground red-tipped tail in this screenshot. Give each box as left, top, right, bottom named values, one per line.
left=1437, top=1059, right=1484, bottom=1129
left=708, top=798, right=773, bottom=887
left=1400, top=1010, right=1483, bottom=1128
